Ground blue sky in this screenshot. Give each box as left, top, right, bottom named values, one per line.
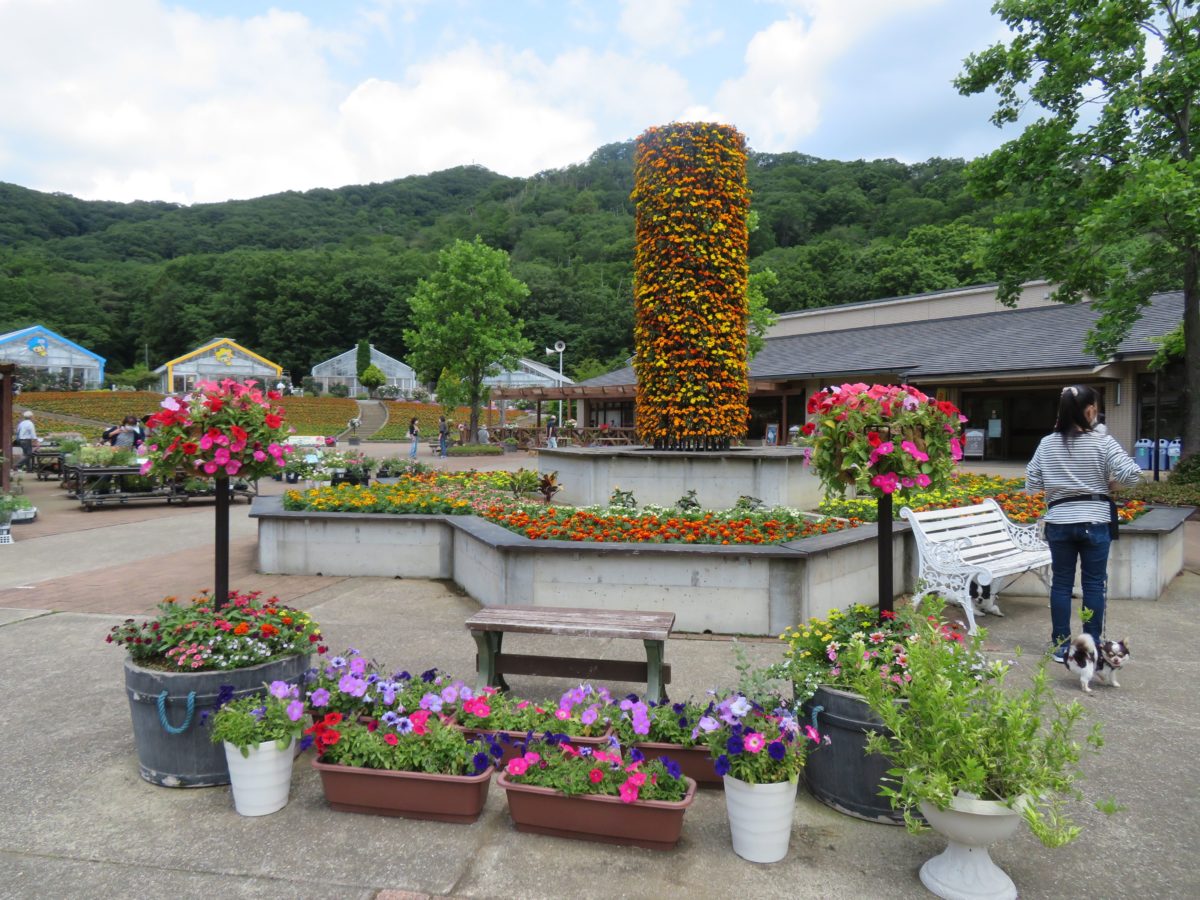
left=0, top=0, right=1017, bottom=204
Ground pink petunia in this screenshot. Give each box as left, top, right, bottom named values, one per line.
left=505, top=758, right=529, bottom=776
left=618, top=781, right=640, bottom=804
left=743, top=732, right=766, bottom=754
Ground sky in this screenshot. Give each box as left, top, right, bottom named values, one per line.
left=0, top=0, right=1019, bottom=205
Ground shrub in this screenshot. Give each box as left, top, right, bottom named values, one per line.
left=448, top=443, right=501, bottom=456
left=1169, top=452, right=1200, bottom=485
left=328, top=383, right=350, bottom=398
left=1116, top=480, right=1200, bottom=508
left=301, top=376, right=322, bottom=396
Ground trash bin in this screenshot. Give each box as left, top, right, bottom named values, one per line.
left=963, top=429, right=985, bottom=460
left=1134, top=439, right=1154, bottom=471
left=1157, top=439, right=1171, bottom=472
left=1167, top=439, right=1183, bottom=470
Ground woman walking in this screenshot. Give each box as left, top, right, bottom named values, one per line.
left=1025, top=385, right=1141, bottom=660
left=408, top=417, right=420, bottom=459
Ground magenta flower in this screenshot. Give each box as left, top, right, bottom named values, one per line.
left=743, top=732, right=766, bottom=754
left=618, top=781, right=640, bottom=804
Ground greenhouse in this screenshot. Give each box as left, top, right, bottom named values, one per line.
left=310, top=345, right=416, bottom=395
left=483, top=358, right=574, bottom=390
left=0, top=325, right=106, bottom=390
left=155, top=338, right=282, bottom=393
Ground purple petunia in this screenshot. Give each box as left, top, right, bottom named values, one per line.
left=726, top=735, right=744, bottom=755
left=310, top=688, right=330, bottom=708
left=714, top=754, right=731, bottom=776
left=286, top=700, right=304, bottom=722
left=268, top=680, right=291, bottom=699
left=349, top=657, right=367, bottom=677
left=767, top=740, right=787, bottom=761
left=472, top=752, right=490, bottom=773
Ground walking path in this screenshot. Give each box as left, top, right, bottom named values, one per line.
left=1, top=453, right=1197, bottom=898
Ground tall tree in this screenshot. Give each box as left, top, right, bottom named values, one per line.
left=355, top=338, right=371, bottom=379
left=404, top=237, right=531, bottom=441
left=957, top=0, right=1199, bottom=454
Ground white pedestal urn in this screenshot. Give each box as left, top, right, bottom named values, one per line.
left=723, top=774, right=799, bottom=863
left=917, top=793, right=1025, bottom=900
left=223, top=739, right=296, bottom=817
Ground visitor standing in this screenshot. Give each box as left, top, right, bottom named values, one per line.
left=546, top=414, right=558, bottom=449
left=112, top=416, right=142, bottom=449
left=15, top=411, right=37, bottom=471
left=1025, top=384, right=1141, bottom=660
left=408, top=417, right=420, bottom=459
left=438, top=416, right=449, bottom=458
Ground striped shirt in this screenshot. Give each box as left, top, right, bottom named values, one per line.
left=1025, top=431, right=1142, bottom=524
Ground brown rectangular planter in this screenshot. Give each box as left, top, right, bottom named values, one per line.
left=312, top=757, right=492, bottom=823
left=459, top=726, right=614, bottom=767
left=496, top=772, right=696, bottom=850
left=633, top=741, right=722, bottom=787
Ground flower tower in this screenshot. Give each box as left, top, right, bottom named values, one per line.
left=632, top=122, right=750, bottom=450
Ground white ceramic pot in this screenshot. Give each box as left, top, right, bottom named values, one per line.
left=917, top=793, right=1025, bottom=900
left=223, top=739, right=295, bottom=817
left=723, top=774, right=799, bottom=863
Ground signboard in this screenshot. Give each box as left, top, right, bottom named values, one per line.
left=964, top=429, right=985, bottom=459
left=987, top=418, right=1002, bottom=439
left=764, top=423, right=779, bottom=446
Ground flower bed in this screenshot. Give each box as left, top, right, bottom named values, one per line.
left=275, top=397, right=358, bottom=434
left=18, top=390, right=165, bottom=421
left=372, top=402, right=500, bottom=441
left=281, top=472, right=857, bottom=546
left=818, top=473, right=1147, bottom=524
left=11, top=410, right=105, bottom=441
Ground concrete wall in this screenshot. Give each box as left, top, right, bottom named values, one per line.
left=252, top=499, right=1188, bottom=634
left=543, top=448, right=824, bottom=511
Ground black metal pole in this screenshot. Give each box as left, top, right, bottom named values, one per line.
left=878, top=492, right=894, bottom=617
left=214, top=477, right=230, bottom=609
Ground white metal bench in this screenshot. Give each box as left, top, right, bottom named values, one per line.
left=900, top=499, right=1051, bottom=633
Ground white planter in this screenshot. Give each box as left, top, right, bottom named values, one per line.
left=223, top=739, right=295, bottom=817
left=723, top=774, right=798, bottom=863
left=917, top=793, right=1025, bottom=900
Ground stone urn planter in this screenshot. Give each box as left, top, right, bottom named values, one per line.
left=917, top=793, right=1025, bottom=900
left=497, top=772, right=697, bottom=850
left=802, top=684, right=906, bottom=824
left=632, top=741, right=722, bottom=787
left=123, top=654, right=309, bottom=788
left=312, top=757, right=493, bottom=823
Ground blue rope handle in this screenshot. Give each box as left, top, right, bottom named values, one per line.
left=809, top=704, right=824, bottom=731
left=156, top=690, right=196, bottom=734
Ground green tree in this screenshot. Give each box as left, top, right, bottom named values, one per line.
left=405, top=237, right=531, bottom=440
left=747, top=268, right=779, bottom=359
left=435, top=368, right=468, bottom=411
left=359, top=363, right=386, bottom=397
left=356, top=339, right=371, bottom=378
left=957, top=0, right=1199, bottom=453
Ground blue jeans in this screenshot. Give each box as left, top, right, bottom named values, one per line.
left=439, top=435, right=447, bottom=457
left=409, top=436, right=418, bottom=459
left=1045, top=521, right=1111, bottom=647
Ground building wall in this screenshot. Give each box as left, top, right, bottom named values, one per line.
left=768, top=281, right=1060, bottom=339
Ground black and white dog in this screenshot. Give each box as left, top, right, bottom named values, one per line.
left=1062, top=633, right=1131, bottom=693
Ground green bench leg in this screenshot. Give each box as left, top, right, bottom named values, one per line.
left=473, top=631, right=510, bottom=693
left=644, top=639, right=666, bottom=702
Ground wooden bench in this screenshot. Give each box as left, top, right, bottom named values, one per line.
left=900, top=498, right=1051, bottom=634
left=465, top=606, right=674, bottom=701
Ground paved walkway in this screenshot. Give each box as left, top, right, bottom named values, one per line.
left=1, top=457, right=1197, bottom=898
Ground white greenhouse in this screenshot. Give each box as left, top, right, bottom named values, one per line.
left=155, top=338, right=283, bottom=393
left=483, top=358, right=574, bottom=390
left=0, top=325, right=106, bottom=389
left=310, top=345, right=416, bottom=395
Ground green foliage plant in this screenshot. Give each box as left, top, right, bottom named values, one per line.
left=505, top=468, right=540, bottom=497
left=608, top=486, right=637, bottom=509
left=850, top=616, right=1104, bottom=847
left=501, top=740, right=689, bottom=803
left=448, top=443, right=501, bottom=457
left=209, top=683, right=307, bottom=756
left=675, top=489, right=701, bottom=512
left=538, top=470, right=561, bottom=504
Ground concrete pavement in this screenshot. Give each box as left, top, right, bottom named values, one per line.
left=0, top=458, right=1197, bottom=899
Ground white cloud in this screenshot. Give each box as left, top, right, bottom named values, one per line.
left=706, top=0, right=946, bottom=150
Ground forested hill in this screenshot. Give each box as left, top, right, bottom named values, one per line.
left=0, top=142, right=1003, bottom=380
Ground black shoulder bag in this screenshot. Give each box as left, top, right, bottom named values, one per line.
left=1046, top=493, right=1120, bottom=540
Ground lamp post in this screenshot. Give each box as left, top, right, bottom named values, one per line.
left=546, top=341, right=565, bottom=424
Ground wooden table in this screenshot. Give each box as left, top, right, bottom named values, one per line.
left=465, top=605, right=675, bottom=701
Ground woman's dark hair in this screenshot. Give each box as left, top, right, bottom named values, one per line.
left=1055, top=384, right=1098, bottom=442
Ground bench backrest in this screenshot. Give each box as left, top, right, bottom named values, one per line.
left=286, top=435, right=325, bottom=448
left=901, top=500, right=1026, bottom=567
